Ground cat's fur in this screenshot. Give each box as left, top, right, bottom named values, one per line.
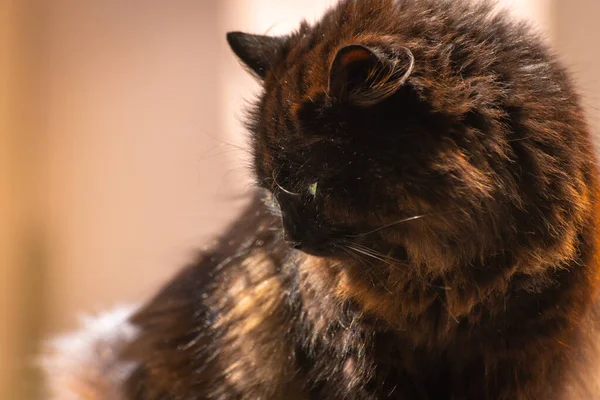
left=43, top=0, right=600, bottom=398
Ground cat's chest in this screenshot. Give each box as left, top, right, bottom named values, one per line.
left=294, top=326, right=460, bottom=399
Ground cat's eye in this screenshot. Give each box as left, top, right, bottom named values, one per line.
left=307, top=182, right=318, bottom=197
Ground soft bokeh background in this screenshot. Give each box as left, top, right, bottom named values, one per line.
left=1, top=0, right=598, bottom=398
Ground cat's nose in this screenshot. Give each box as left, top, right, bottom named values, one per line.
left=281, top=211, right=303, bottom=243
left=283, top=226, right=311, bottom=250
left=280, top=207, right=333, bottom=254
left=282, top=217, right=318, bottom=250
left=283, top=221, right=334, bottom=255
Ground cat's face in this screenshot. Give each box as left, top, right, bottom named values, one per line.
left=225, top=5, right=591, bottom=272
left=228, top=31, right=490, bottom=267
left=251, top=42, right=424, bottom=258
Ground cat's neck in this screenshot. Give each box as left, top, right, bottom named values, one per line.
left=292, top=225, right=599, bottom=350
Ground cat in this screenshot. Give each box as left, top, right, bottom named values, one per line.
left=42, top=0, right=600, bottom=399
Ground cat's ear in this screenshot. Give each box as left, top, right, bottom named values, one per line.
left=328, top=44, right=414, bottom=107
left=227, top=32, right=286, bottom=79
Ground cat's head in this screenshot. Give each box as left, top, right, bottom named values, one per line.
left=226, top=1, right=593, bottom=274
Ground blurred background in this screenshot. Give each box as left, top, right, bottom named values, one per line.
left=1, top=0, right=598, bottom=398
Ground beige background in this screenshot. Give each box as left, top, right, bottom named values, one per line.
left=1, top=0, right=599, bottom=398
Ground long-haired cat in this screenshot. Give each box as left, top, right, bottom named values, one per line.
left=42, top=0, right=600, bottom=398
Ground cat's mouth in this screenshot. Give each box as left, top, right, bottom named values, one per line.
left=278, top=202, right=408, bottom=261
left=283, top=229, right=342, bottom=256
left=285, top=234, right=409, bottom=264
left=286, top=239, right=340, bottom=257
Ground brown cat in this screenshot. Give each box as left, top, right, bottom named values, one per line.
left=42, top=0, right=600, bottom=399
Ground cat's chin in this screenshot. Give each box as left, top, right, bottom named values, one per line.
left=294, top=241, right=410, bottom=267
left=294, top=245, right=340, bottom=258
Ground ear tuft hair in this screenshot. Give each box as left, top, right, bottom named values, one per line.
left=328, top=43, right=414, bottom=107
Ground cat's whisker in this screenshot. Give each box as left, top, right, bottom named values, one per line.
left=347, top=215, right=427, bottom=238
left=195, top=126, right=251, bottom=155
left=337, top=245, right=382, bottom=290
left=341, top=241, right=405, bottom=266
left=199, top=147, right=249, bottom=162
left=337, top=243, right=375, bottom=268
left=272, top=169, right=302, bottom=196
left=339, top=245, right=394, bottom=294
left=343, top=243, right=387, bottom=263
left=347, top=209, right=463, bottom=238
left=341, top=241, right=454, bottom=293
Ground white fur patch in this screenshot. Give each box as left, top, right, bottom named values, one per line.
left=39, top=305, right=140, bottom=400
